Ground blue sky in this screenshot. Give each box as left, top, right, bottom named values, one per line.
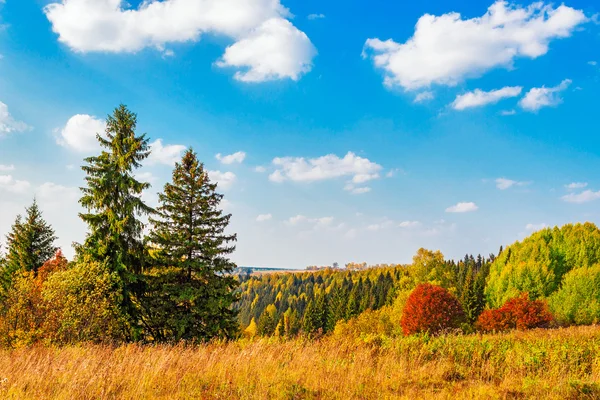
left=1, top=0, right=599, bottom=268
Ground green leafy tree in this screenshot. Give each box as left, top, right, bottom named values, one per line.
left=2, top=200, right=57, bottom=293
left=486, top=223, right=600, bottom=307
left=144, top=148, right=239, bottom=342
left=549, top=265, right=600, bottom=325
left=78, top=105, right=152, bottom=337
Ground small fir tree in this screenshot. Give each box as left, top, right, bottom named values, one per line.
left=2, top=200, right=57, bottom=293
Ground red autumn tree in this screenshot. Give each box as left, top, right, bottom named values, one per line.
left=476, top=293, right=554, bottom=333
left=401, top=283, right=465, bottom=335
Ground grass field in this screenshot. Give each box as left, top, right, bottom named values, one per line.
left=0, top=326, right=599, bottom=399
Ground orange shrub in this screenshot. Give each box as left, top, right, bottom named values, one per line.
left=401, top=283, right=465, bottom=335
left=477, top=293, right=554, bottom=333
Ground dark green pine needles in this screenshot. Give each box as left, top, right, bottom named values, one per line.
left=78, top=105, right=153, bottom=337
left=2, top=199, right=57, bottom=293
left=143, top=148, right=239, bottom=342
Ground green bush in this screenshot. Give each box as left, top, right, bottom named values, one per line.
left=42, top=256, right=130, bottom=344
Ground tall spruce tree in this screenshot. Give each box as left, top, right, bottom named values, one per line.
left=2, top=200, right=57, bottom=293
left=79, top=105, right=152, bottom=336
left=144, top=148, right=239, bottom=342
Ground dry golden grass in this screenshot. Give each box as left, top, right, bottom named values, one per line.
left=0, top=326, right=599, bottom=399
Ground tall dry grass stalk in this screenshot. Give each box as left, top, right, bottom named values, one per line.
left=0, top=326, right=598, bottom=399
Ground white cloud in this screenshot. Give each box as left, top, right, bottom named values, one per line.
left=519, top=79, right=572, bottom=111
left=0, top=101, right=31, bottom=137
left=286, top=215, right=334, bottom=230
left=216, top=151, right=246, bottom=164
left=399, top=220, right=421, bottom=228
left=344, top=184, right=371, bottom=195
left=495, top=177, right=530, bottom=190
left=0, top=164, right=15, bottom=171
left=446, top=202, right=478, bottom=213
left=565, top=182, right=587, bottom=190
left=217, top=18, right=316, bottom=82
left=147, top=139, right=186, bottom=166
left=561, top=190, right=600, bottom=204
left=56, top=114, right=105, bottom=153
left=363, top=1, right=586, bottom=90
left=0, top=175, right=31, bottom=194
left=525, top=222, right=547, bottom=231
left=588, top=61, right=597, bottom=66
left=269, top=152, right=382, bottom=186
left=256, top=213, right=272, bottom=222
left=287, top=215, right=307, bottom=225
left=367, top=219, right=395, bottom=231
left=44, top=0, right=317, bottom=82
left=307, top=13, right=325, bottom=20
left=452, top=86, right=522, bottom=110
left=254, top=166, right=267, bottom=173
left=136, top=171, right=158, bottom=184
left=208, top=170, right=236, bottom=189
left=414, top=91, right=434, bottom=103
left=500, top=109, right=517, bottom=116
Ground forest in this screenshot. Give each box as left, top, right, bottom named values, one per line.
left=1, top=105, right=600, bottom=398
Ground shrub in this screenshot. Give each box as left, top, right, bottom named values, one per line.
left=42, top=256, right=130, bottom=344
left=549, top=265, right=600, bottom=325
left=401, top=283, right=465, bottom=336
left=477, top=293, right=554, bottom=333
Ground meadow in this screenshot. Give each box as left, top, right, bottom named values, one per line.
left=0, top=325, right=598, bottom=399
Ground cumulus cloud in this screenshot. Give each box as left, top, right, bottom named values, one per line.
left=500, top=109, right=517, bottom=116
left=269, top=152, right=382, bottom=187
left=56, top=114, right=105, bottom=153
left=0, top=175, right=31, bottom=194
left=446, top=202, right=478, bottom=213
left=565, top=182, right=587, bottom=190
left=0, top=101, right=31, bottom=137
left=561, top=190, right=600, bottom=204
left=363, top=1, right=586, bottom=90
left=495, top=177, right=530, bottom=190
left=44, top=0, right=316, bottom=82
left=519, top=79, right=572, bottom=111
left=208, top=170, right=236, bottom=189
left=254, top=166, right=267, bottom=173
left=147, top=139, right=186, bottom=166
left=452, top=86, right=522, bottom=110
left=256, top=213, right=272, bottom=222
left=0, top=164, right=15, bottom=172
left=216, top=151, right=246, bottom=164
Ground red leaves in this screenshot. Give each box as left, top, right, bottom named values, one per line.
left=476, top=293, right=554, bottom=333
left=401, top=283, right=465, bottom=335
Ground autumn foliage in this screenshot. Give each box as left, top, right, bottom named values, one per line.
left=401, top=283, right=465, bottom=335
left=476, top=293, right=554, bottom=333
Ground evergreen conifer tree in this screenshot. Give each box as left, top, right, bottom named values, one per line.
left=2, top=200, right=57, bottom=293
left=144, top=148, right=239, bottom=341
left=78, top=105, right=152, bottom=336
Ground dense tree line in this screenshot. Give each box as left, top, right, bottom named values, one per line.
left=0, top=105, right=239, bottom=346
left=237, top=249, right=495, bottom=337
